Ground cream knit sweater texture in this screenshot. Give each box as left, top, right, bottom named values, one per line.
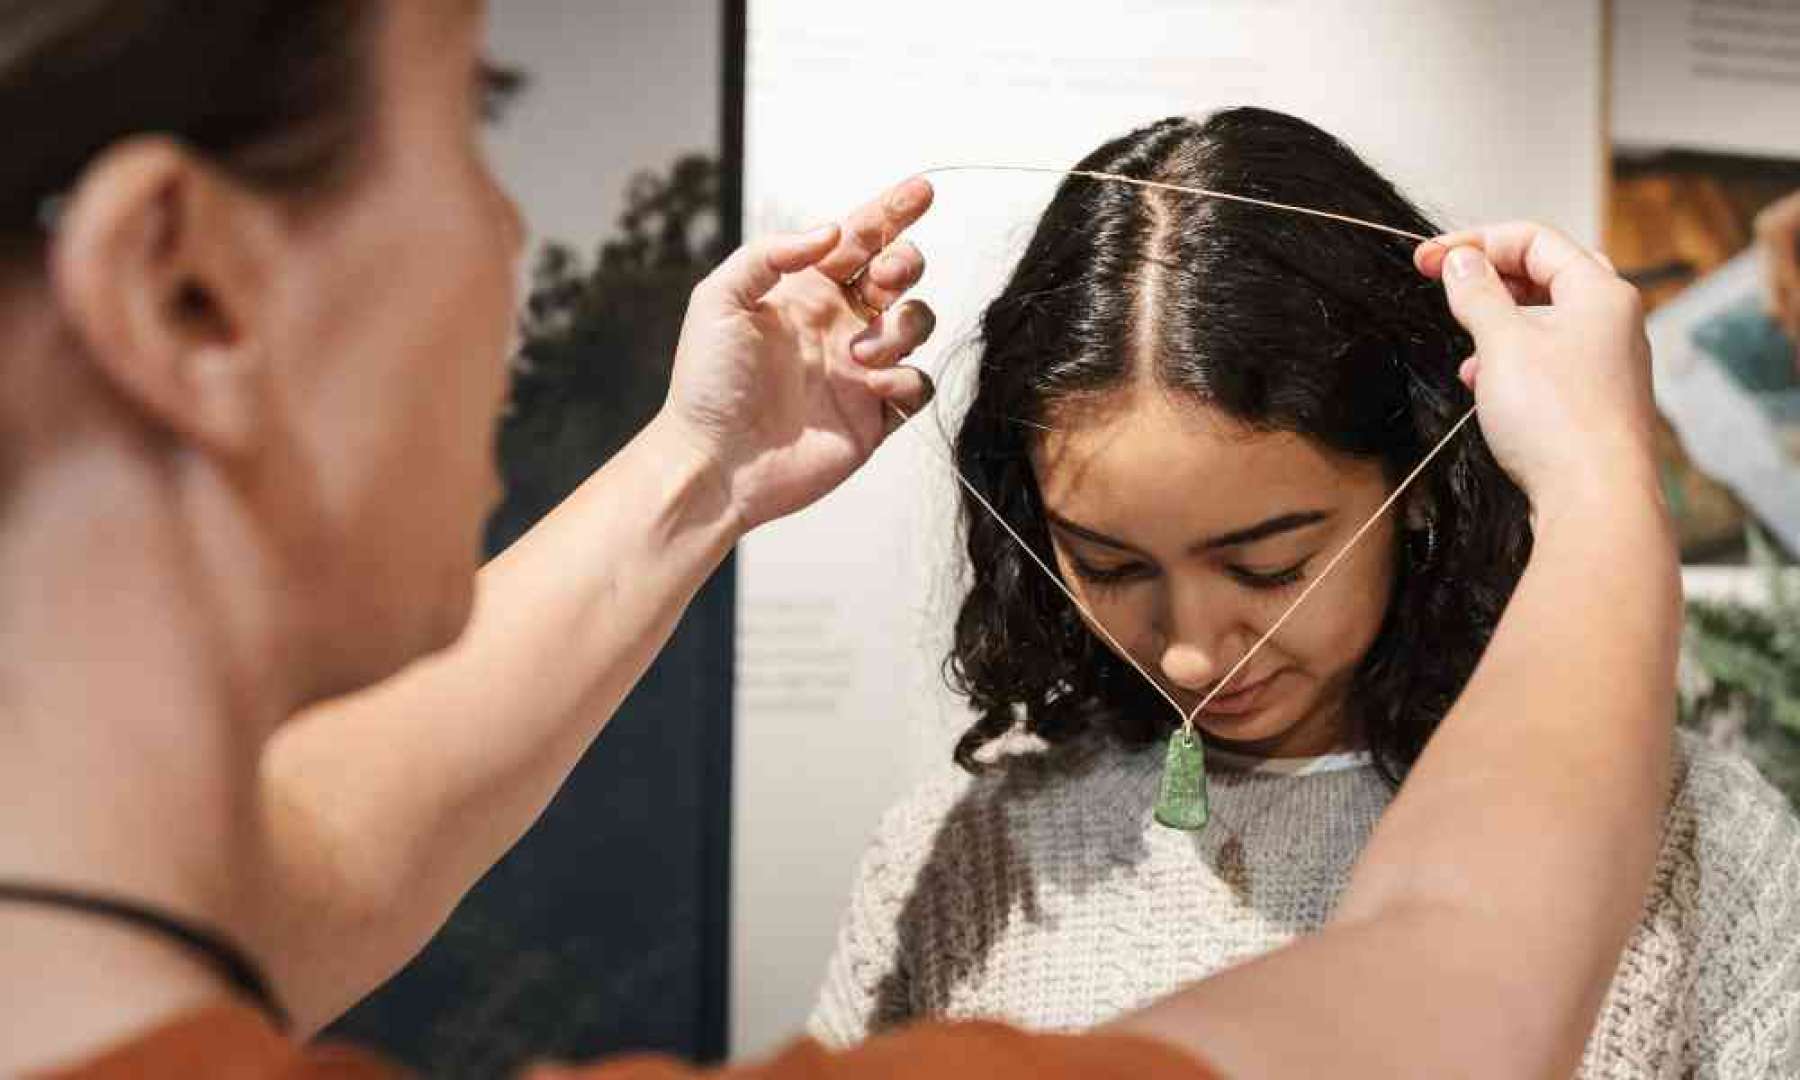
left=808, top=732, right=1800, bottom=1077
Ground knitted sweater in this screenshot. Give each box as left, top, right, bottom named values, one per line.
left=808, top=732, right=1800, bottom=1077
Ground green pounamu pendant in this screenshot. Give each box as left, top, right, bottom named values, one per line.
left=1154, top=729, right=1209, bottom=831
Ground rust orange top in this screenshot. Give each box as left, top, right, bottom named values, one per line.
left=42, top=1002, right=1219, bottom=1080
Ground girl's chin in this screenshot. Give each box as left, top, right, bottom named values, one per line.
left=1189, top=685, right=1292, bottom=745
left=1193, top=699, right=1332, bottom=757
left=1193, top=714, right=1296, bottom=755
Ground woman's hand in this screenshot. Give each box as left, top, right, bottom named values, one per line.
left=1754, top=189, right=1800, bottom=365
left=657, top=177, right=939, bottom=535
left=1415, top=225, right=1661, bottom=517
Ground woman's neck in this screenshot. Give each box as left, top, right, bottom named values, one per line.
left=0, top=442, right=295, bottom=1071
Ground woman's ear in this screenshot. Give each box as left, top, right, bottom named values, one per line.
left=48, top=135, right=278, bottom=456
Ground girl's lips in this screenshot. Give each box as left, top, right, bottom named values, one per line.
left=1195, top=670, right=1283, bottom=719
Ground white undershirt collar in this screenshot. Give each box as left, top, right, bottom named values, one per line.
left=1204, top=746, right=1374, bottom=776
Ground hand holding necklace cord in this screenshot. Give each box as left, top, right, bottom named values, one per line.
left=659, top=177, right=939, bottom=534
left=1416, top=223, right=1660, bottom=512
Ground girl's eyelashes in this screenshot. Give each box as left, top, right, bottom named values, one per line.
left=1229, top=559, right=1311, bottom=591
left=1063, top=550, right=1315, bottom=592
left=1069, top=558, right=1155, bottom=589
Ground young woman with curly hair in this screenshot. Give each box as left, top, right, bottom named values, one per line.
left=813, top=109, right=1800, bottom=1078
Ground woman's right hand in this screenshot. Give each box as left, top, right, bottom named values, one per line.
left=658, top=177, right=937, bottom=535
left=1414, top=225, right=1661, bottom=518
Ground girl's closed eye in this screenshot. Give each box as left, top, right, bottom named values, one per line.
left=1228, top=558, right=1311, bottom=591
left=1069, top=557, right=1156, bottom=588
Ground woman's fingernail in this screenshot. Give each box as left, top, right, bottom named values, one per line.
left=805, top=223, right=837, bottom=243
left=887, top=180, right=925, bottom=214
left=1446, top=247, right=1486, bottom=281
left=852, top=337, right=879, bottom=363
left=910, top=305, right=937, bottom=339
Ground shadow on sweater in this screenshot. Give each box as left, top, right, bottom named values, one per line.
left=867, top=735, right=1176, bottom=1023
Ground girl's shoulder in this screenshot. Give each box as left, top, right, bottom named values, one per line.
left=1589, top=734, right=1800, bottom=1074
left=1663, top=731, right=1800, bottom=885
left=1634, top=731, right=1800, bottom=963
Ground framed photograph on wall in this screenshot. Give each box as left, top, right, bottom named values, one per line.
left=1609, top=0, right=1800, bottom=563
left=1607, top=0, right=1800, bottom=817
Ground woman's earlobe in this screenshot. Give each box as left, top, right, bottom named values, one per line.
left=183, top=344, right=265, bottom=456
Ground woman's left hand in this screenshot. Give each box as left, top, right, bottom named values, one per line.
left=658, top=176, right=938, bottom=534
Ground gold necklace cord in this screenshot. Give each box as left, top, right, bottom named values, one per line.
left=916, top=164, right=1440, bottom=246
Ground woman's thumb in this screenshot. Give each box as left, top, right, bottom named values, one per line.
left=1441, top=246, right=1518, bottom=340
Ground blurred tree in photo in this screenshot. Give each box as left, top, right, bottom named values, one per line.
left=488, top=153, right=726, bottom=554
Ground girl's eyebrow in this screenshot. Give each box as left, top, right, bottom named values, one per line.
left=1045, top=509, right=1331, bottom=553
left=1198, top=510, right=1331, bottom=550
left=1045, top=511, right=1138, bottom=552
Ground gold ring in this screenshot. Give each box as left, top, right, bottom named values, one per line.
left=840, top=266, right=882, bottom=323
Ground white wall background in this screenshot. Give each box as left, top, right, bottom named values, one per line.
left=734, top=0, right=1606, bottom=1058
left=486, top=0, right=720, bottom=255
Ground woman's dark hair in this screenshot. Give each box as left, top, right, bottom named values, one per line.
left=947, top=108, right=1532, bottom=783
left=0, top=0, right=372, bottom=254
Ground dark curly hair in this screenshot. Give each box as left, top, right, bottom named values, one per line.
left=947, top=108, right=1532, bottom=784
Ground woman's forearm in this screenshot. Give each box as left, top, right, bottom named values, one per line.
left=1114, top=473, right=1681, bottom=1078
left=259, top=412, right=742, bottom=1031
left=255, top=174, right=941, bottom=1032
left=1347, top=477, right=1680, bottom=913
left=1337, top=472, right=1680, bottom=1066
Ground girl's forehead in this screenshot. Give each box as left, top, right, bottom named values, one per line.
left=1036, top=392, right=1340, bottom=489
left=1031, top=391, right=1385, bottom=533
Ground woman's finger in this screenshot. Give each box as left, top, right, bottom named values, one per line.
left=850, top=239, right=926, bottom=316
left=850, top=299, right=936, bottom=369
left=702, top=223, right=841, bottom=309
left=1502, top=274, right=1545, bottom=306
left=873, top=365, right=936, bottom=435
left=817, top=177, right=935, bottom=287
left=1418, top=242, right=1542, bottom=305
left=1419, top=222, right=1613, bottom=304
left=1439, top=247, right=1520, bottom=340
left=1459, top=355, right=1481, bottom=390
